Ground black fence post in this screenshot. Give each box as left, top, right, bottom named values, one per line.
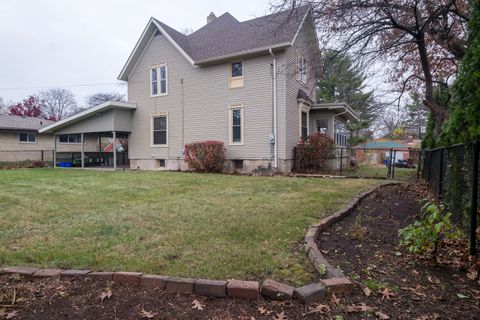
left=339, top=147, right=343, bottom=176
left=391, top=149, right=396, bottom=179
left=470, top=141, right=479, bottom=256
left=438, top=148, right=444, bottom=201
left=388, top=149, right=393, bottom=178
left=41, top=150, right=44, bottom=161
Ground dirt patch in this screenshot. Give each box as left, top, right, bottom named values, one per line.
left=317, top=183, right=480, bottom=319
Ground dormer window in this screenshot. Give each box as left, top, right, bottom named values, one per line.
left=297, top=51, right=307, bottom=84
left=228, top=62, right=244, bottom=88
left=150, top=64, right=167, bottom=96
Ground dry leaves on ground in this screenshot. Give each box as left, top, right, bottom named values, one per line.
left=192, top=299, right=205, bottom=311
left=273, top=311, right=287, bottom=320
left=257, top=306, right=272, bottom=316
left=99, top=288, right=112, bottom=302
left=140, top=308, right=157, bottom=318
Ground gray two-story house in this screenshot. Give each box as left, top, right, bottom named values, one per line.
left=40, top=6, right=358, bottom=172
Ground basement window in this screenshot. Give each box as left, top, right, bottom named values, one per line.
left=156, top=159, right=166, bottom=168
left=233, top=160, right=244, bottom=170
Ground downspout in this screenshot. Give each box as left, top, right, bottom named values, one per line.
left=269, top=48, right=278, bottom=169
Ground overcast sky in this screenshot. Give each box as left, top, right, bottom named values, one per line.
left=0, top=0, right=271, bottom=106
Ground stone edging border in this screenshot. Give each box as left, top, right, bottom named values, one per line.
left=303, top=182, right=402, bottom=294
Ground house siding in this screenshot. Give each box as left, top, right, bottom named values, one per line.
left=127, top=32, right=289, bottom=170
left=0, top=131, right=97, bottom=161
left=284, top=13, right=319, bottom=161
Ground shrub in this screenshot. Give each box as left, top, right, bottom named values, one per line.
left=184, top=140, right=226, bottom=173
left=296, top=132, right=336, bottom=172
left=398, top=201, right=463, bottom=255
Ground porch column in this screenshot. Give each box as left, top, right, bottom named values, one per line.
left=112, top=131, right=117, bottom=170
left=53, top=134, right=57, bottom=168
left=81, top=133, right=85, bottom=168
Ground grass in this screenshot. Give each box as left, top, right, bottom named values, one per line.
left=0, top=169, right=381, bottom=285
left=344, top=165, right=417, bottom=181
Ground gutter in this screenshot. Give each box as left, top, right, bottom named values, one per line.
left=269, top=48, right=278, bottom=169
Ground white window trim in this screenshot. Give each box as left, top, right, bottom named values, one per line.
left=151, top=112, right=169, bottom=147
left=296, top=50, right=308, bottom=86
left=298, top=103, right=310, bottom=140
left=228, top=105, right=244, bottom=146
left=18, top=132, right=37, bottom=144
left=228, top=61, right=244, bottom=89
left=150, top=63, right=168, bottom=97
left=58, top=134, right=84, bottom=145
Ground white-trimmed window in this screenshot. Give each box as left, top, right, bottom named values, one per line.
left=334, top=120, right=347, bottom=147
left=59, top=134, right=82, bottom=144
left=297, top=51, right=307, bottom=84
left=316, top=118, right=329, bottom=134
left=151, top=113, right=168, bottom=146
left=150, top=64, right=167, bottom=96
left=229, top=105, right=244, bottom=145
left=298, top=104, right=310, bottom=140
left=18, top=132, right=36, bottom=143
left=228, top=62, right=244, bottom=88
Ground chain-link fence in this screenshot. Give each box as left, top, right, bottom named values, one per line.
left=293, top=146, right=420, bottom=180
left=422, top=142, right=479, bottom=255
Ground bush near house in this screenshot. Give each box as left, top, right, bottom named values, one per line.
left=184, top=140, right=226, bottom=173
left=296, top=132, right=336, bottom=172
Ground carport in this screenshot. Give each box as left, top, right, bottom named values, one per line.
left=39, top=101, right=136, bottom=170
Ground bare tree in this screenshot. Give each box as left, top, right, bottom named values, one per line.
left=37, top=88, right=77, bottom=120
left=85, top=92, right=126, bottom=108
left=273, top=0, right=470, bottom=137
left=0, top=97, right=8, bottom=114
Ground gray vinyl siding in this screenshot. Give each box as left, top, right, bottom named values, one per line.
left=284, top=15, right=319, bottom=160
left=127, top=32, right=288, bottom=161
left=54, top=109, right=134, bottom=135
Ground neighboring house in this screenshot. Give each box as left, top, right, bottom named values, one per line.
left=0, top=114, right=98, bottom=162
left=352, top=139, right=420, bottom=166
left=40, top=6, right=358, bottom=172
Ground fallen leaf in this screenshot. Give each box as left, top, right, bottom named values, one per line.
left=457, top=293, right=469, bottom=299
left=257, top=307, right=271, bottom=315
left=192, top=299, right=205, bottom=311
left=467, top=269, right=478, bottom=281
left=375, top=311, right=390, bottom=319
left=140, top=308, right=157, bottom=318
left=100, top=288, right=112, bottom=301
left=363, top=287, right=372, bottom=297
left=274, top=311, right=287, bottom=320
left=331, top=293, right=341, bottom=305
left=380, top=288, right=395, bottom=301
left=6, top=310, right=19, bottom=319
left=427, top=276, right=440, bottom=284
left=358, top=303, right=373, bottom=312
left=345, top=304, right=359, bottom=313
left=302, top=304, right=330, bottom=316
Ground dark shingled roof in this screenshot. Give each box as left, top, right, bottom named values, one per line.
left=155, top=6, right=310, bottom=62
left=0, top=115, right=55, bottom=131
left=297, top=89, right=315, bottom=105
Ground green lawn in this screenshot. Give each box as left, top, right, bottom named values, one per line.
left=344, top=165, right=417, bottom=181
left=0, top=169, right=380, bottom=285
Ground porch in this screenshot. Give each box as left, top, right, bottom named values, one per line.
left=39, top=101, right=136, bottom=170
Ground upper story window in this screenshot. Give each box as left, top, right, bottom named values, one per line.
left=150, top=64, right=167, bottom=96
left=152, top=113, right=168, bottom=146
left=229, top=105, right=244, bottom=145
left=297, top=51, right=307, bottom=84
left=228, top=62, right=244, bottom=88
left=18, top=132, right=36, bottom=143
left=59, top=134, right=82, bottom=144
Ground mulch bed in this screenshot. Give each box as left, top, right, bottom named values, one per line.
left=317, top=183, right=480, bottom=319
left=2, top=183, right=480, bottom=319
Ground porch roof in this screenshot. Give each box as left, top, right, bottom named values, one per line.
left=310, top=102, right=359, bottom=122
left=39, top=101, right=136, bottom=134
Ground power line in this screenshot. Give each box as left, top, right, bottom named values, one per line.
left=0, top=82, right=127, bottom=91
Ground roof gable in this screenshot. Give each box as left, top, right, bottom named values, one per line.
left=118, top=6, right=311, bottom=80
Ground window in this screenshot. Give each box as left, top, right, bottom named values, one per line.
left=334, top=120, right=347, bottom=147
left=150, top=64, right=167, bottom=96
left=229, top=106, right=243, bottom=145
left=156, top=159, right=166, bottom=168
left=316, top=119, right=329, bottom=134
left=301, top=111, right=308, bottom=140
left=233, top=160, right=244, bottom=170
left=152, top=114, right=168, bottom=146
left=59, top=134, right=82, bottom=144
left=18, top=132, right=36, bottom=143
left=228, top=62, right=244, bottom=88
left=297, top=51, right=307, bottom=84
